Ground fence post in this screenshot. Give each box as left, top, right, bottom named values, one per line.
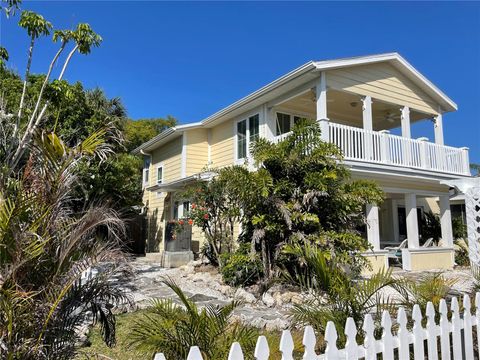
left=228, top=342, right=244, bottom=360
left=397, top=308, right=409, bottom=360
left=344, top=317, right=359, bottom=359
left=362, top=314, right=376, bottom=360
left=324, top=321, right=340, bottom=360
left=451, top=297, right=463, bottom=360
left=381, top=310, right=394, bottom=359
left=439, top=299, right=451, bottom=360
left=412, top=305, right=425, bottom=360
left=279, top=330, right=294, bottom=360
left=254, top=336, right=269, bottom=360
left=476, top=293, right=480, bottom=359
left=425, top=302, right=438, bottom=360
left=463, top=295, right=474, bottom=359
left=302, top=326, right=317, bottom=360
left=187, top=346, right=204, bottom=360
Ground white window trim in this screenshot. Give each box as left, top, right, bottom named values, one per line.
left=234, top=112, right=260, bottom=164
left=142, top=158, right=151, bottom=188
left=156, top=163, right=164, bottom=184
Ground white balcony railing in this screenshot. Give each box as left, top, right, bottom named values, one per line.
left=273, top=123, right=470, bottom=176
left=329, top=123, right=470, bottom=175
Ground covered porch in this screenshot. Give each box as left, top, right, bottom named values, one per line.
left=266, top=72, right=470, bottom=176
left=363, top=190, right=455, bottom=272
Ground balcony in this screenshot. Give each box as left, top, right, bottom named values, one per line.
left=274, top=122, right=470, bottom=176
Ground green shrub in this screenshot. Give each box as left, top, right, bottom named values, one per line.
left=220, top=245, right=263, bottom=287
left=452, top=217, right=467, bottom=240
left=454, top=238, right=470, bottom=266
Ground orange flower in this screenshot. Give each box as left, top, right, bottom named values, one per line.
left=178, top=219, right=185, bottom=225
left=188, top=219, right=194, bottom=225
left=203, top=214, right=209, bottom=220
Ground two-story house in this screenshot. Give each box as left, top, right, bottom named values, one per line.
left=133, top=53, right=472, bottom=271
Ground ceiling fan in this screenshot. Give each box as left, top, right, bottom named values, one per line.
left=384, top=111, right=400, bottom=123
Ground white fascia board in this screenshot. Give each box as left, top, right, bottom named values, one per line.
left=131, top=122, right=203, bottom=155
left=201, top=61, right=317, bottom=126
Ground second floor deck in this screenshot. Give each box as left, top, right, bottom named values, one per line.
left=275, top=121, right=470, bottom=176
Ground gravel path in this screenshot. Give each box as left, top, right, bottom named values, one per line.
left=111, top=259, right=476, bottom=330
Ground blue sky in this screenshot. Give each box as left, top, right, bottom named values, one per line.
left=2, top=1, right=480, bottom=163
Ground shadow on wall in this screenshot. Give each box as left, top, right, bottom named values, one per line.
left=146, top=208, right=164, bottom=252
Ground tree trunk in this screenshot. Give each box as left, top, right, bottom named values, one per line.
left=261, top=238, right=270, bottom=278
left=9, top=41, right=67, bottom=170
left=15, top=36, right=34, bottom=135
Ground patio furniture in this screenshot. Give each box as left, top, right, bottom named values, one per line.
left=385, top=239, right=408, bottom=263
left=422, top=238, right=434, bottom=248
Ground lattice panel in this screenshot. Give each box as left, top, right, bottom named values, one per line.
left=466, top=186, right=480, bottom=266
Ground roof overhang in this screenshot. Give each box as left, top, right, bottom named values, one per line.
left=145, top=171, right=216, bottom=192
left=132, top=122, right=202, bottom=154
left=311, top=53, right=457, bottom=112
left=133, top=53, right=457, bottom=155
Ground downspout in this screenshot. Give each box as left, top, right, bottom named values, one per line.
left=139, top=149, right=154, bottom=253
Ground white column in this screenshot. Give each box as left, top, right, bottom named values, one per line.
left=400, top=106, right=411, bottom=138
left=362, top=96, right=373, bottom=160
left=434, top=113, right=444, bottom=145
left=316, top=72, right=327, bottom=120
left=362, top=96, right=373, bottom=131
left=405, top=193, right=419, bottom=249
left=401, top=106, right=412, bottom=165
left=316, top=72, right=329, bottom=142
left=439, top=195, right=453, bottom=247
left=366, top=204, right=381, bottom=250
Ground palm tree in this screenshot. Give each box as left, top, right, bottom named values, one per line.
left=287, top=242, right=396, bottom=347
left=0, top=127, right=132, bottom=359
left=130, top=278, right=258, bottom=360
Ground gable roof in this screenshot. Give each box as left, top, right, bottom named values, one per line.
left=133, top=52, right=456, bottom=154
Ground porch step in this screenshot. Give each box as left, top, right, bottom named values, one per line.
left=133, top=253, right=164, bottom=266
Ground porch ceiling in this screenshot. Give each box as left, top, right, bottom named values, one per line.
left=278, top=89, right=431, bottom=131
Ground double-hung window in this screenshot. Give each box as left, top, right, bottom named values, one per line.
left=236, top=113, right=260, bottom=160
left=157, top=166, right=163, bottom=184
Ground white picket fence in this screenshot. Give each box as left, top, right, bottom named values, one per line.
left=154, top=293, right=480, bottom=359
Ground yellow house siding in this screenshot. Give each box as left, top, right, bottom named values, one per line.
left=186, top=129, right=209, bottom=176
left=327, top=63, right=440, bottom=115
left=151, top=137, right=182, bottom=183
left=210, top=119, right=234, bottom=168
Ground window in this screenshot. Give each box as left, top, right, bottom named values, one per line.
left=249, top=114, right=259, bottom=143
left=173, top=201, right=179, bottom=220
left=143, top=157, right=151, bottom=185
left=182, top=201, right=190, bottom=217
left=236, top=113, right=260, bottom=160
left=157, top=166, right=163, bottom=184
left=276, top=112, right=291, bottom=136
left=275, top=112, right=311, bottom=136
left=237, top=119, right=247, bottom=160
